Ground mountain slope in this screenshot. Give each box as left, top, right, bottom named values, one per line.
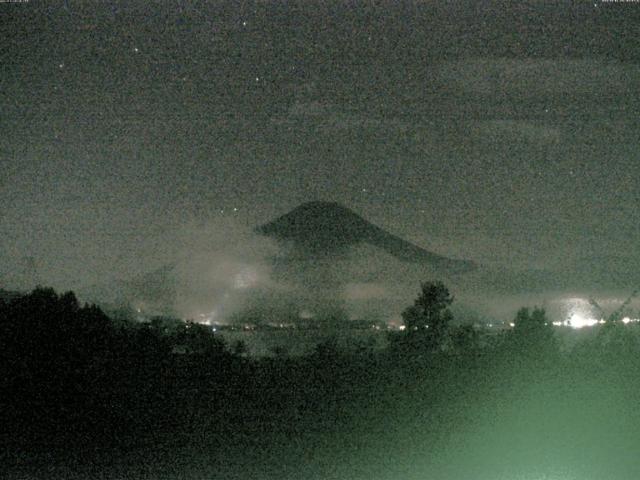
left=256, top=201, right=475, bottom=273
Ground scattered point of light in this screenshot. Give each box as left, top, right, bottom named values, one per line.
left=134, top=47, right=139, bottom=53
left=509, top=322, right=515, bottom=327
left=362, top=188, right=368, bottom=193
left=233, top=207, right=238, bottom=212
left=58, top=63, right=64, bottom=69
left=242, top=20, right=247, bottom=27
left=255, top=77, right=260, bottom=82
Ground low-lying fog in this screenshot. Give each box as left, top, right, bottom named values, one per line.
left=47, top=219, right=636, bottom=333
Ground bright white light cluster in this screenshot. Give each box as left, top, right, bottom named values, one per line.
left=565, top=313, right=601, bottom=329
left=553, top=297, right=640, bottom=329
left=552, top=316, right=640, bottom=329
left=560, top=313, right=639, bottom=329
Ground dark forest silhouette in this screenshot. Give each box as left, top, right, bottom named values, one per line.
left=2, top=284, right=640, bottom=479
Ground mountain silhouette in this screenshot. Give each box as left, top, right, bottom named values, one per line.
left=256, top=201, right=475, bottom=273
left=81, top=202, right=476, bottom=317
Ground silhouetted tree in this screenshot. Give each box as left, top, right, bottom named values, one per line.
left=174, top=321, right=228, bottom=357
left=314, top=336, right=340, bottom=357
left=401, top=281, right=454, bottom=350
left=232, top=339, right=249, bottom=357
left=507, top=306, right=558, bottom=360
left=149, top=315, right=183, bottom=335
left=0, top=287, right=123, bottom=438
left=590, top=321, right=639, bottom=363
left=583, top=290, right=640, bottom=363
left=345, top=335, right=377, bottom=356
left=269, top=344, right=290, bottom=358
left=512, top=307, right=550, bottom=336
left=590, top=288, right=638, bottom=324
left=451, top=324, right=482, bottom=353
left=315, top=306, right=349, bottom=330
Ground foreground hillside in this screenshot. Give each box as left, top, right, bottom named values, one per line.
left=2, top=288, right=640, bottom=479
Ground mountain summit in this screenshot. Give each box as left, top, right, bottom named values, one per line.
left=257, top=201, right=475, bottom=273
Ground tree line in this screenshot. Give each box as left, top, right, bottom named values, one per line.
left=2, top=283, right=640, bottom=478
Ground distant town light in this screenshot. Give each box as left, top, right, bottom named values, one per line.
left=566, top=313, right=598, bottom=329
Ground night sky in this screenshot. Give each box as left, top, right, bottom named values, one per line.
left=2, top=1, right=640, bottom=293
